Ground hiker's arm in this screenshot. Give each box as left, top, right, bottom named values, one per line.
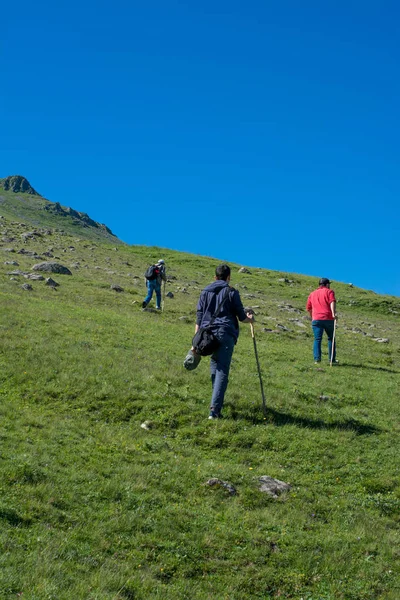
left=330, top=301, right=337, bottom=319
left=306, top=296, right=313, bottom=320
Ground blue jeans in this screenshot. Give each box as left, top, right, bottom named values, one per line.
left=312, top=320, right=336, bottom=362
left=210, top=332, right=236, bottom=415
left=144, top=280, right=161, bottom=308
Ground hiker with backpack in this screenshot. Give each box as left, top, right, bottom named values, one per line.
left=142, top=259, right=167, bottom=310
left=188, top=264, right=255, bottom=420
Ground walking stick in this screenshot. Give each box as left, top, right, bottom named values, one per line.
left=161, top=281, right=166, bottom=312
left=250, top=322, right=267, bottom=417
left=330, top=320, right=337, bottom=367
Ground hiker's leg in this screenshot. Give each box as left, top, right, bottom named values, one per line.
left=155, top=282, right=162, bottom=309
left=144, top=281, right=155, bottom=305
left=323, top=320, right=336, bottom=361
left=210, top=334, right=235, bottom=415
left=311, top=320, right=323, bottom=362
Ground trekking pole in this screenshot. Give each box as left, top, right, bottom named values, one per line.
left=250, top=322, right=267, bottom=417
left=330, top=320, right=337, bottom=367
left=161, top=281, right=166, bottom=312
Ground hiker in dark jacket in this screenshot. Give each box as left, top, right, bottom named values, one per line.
left=194, top=263, right=254, bottom=419
left=142, top=259, right=167, bottom=309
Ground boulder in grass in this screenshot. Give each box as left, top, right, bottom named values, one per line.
left=21, top=283, right=33, bottom=291
left=110, top=284, right=124, bottom=293
left=32, top=262, right=72, bottom=275
left=46, top=277, right=59, bottom=288
left=259, top=476, right=291, bottom=498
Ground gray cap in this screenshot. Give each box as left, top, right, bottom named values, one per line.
left=319, top=278, right=331, bottom=286
left=157, top=259, right=165, bottom=265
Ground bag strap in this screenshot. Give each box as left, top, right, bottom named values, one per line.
left=208, top=286, right=231, bottom=328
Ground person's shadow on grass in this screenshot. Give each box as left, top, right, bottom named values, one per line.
left=229, top=404, right=381, bottom=435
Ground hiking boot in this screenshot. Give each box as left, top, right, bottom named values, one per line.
left=208, top=410, right=223, bottom=420
left=314, top=360, right=321, bottom=364
left=142, top=301, right=147, bottom=309
left=156, top=306, right=161, bottom=310
left=330, top=359, right=339, bottom=365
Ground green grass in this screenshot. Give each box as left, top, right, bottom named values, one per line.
left=0, top=210, right=399, bottom=599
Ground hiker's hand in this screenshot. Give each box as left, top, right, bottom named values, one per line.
left=246, top=311, right=255, bottom=321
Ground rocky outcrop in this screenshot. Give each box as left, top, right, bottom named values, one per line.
left=43, top=202, right=115, bottom=236
left=0, top=175, right=39, bottom=195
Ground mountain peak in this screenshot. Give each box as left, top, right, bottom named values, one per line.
left=0, top=175, right=39, bottom=195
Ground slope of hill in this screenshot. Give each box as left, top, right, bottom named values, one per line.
left=0, top=175, right=120, bottom=244
left=0, top=199, right=399, bottom=599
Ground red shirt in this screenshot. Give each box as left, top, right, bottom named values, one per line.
left=306, top=287, right=336, bottom=321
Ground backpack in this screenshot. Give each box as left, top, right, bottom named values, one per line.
left=192, top=287, right=231, bottom=356
left=144, top=265, right=159, bottom=281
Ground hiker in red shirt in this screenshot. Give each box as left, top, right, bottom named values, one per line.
left=306, top=278, right=338, bottom=364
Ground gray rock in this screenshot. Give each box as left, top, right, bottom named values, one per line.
left=372, top=338, right=389, bottom=343
left=166, top=291, right=174, bottom=298
left=259, top=476, right=291, bottom=498
left=32, top=262, right=72, bottom=275
left=21, top=283, right=33, bottom=291
left=111, top=284, right=124, bottom=292
left=25, top=274, right=45, bottom=281
left=238, top=267, right=251, bottom=274
left=4, top=248, right=16, bottom=252
left=8, top=270, right=29, bottom=276
left=4, top=261, right=19, bottom=266
left=46, top=277, right=59, bottom=287
left=206, top=478, right=237, bottom=496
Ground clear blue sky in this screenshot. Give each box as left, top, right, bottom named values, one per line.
left=2, top=1, right=399, bottom=296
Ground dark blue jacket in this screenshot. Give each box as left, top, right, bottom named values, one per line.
left=196, top=280, right=247, bottom=341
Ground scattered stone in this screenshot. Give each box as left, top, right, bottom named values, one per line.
left=25, top=274, right=45, bottom=281
left=46, top=277, right=59, bottom=288
left=4, top=261, right=19, bottom=266
left=277, top=324, right=290, bottom=331
left=21, top=283, right=33, bottom=291
left=319, top=395, right=330, bottom=401
left=22, top=231, right=42, bottom=240
left=179, top=316, right=189, bottom=321
left=206, top=478, right=237, bottom=496
left=32, top=262, right=72, bottom=275
left=110, top=284, right=124, bottom=292
left=8, top=270, right=29, bottom=276
left=372, top=338, right=389, bottom=343
left=243, top=293, right=256, bottom=298
left=141, top=421, right=152, bottom=430
left=17, top=249, right=40, bottom=256
left=166, top=291, right=174, bottom=298
left=238, top=267, right=251, bottom=274
left=4, top=248, right=16, bottom=252
left=258, top=476, right=291, bottom=498
left=41, top=251, right=54, bottom=258
left=278, top=277, right=289, bottom=283
left=289, top=319, right=306, bottom=328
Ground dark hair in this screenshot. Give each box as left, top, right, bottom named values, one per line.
left=215, top=264, right=231, bottom=281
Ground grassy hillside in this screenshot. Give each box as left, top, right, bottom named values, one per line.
left=0, top=209, right=399, bottom=599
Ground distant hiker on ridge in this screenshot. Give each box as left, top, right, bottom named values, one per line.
left=306, top=277, right=338, bottom=364
left=190, top=264, right=255, bottom=419
left=142, top=259, right=167, bottom=310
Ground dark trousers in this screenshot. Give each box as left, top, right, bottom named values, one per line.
left=210, top=332, right=236, bottom=414
left=312, top=320, right=336, bottom=362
